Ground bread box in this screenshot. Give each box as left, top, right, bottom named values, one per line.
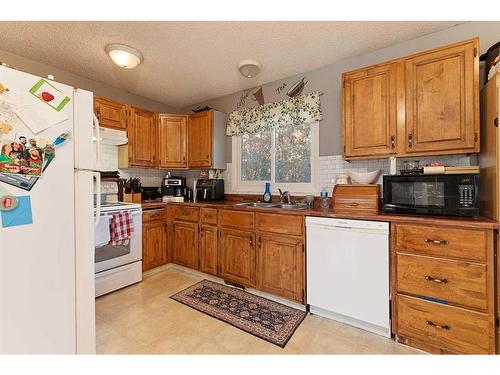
left=332, top=184, right=379, bottom=214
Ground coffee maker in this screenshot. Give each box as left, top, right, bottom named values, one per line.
left=196, top=179, right=224, bottom=201
left=161, top=176, right=187, bottom=202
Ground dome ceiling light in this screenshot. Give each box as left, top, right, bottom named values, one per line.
left=105, top=44, right=144, bottom=69
left=238, top=59, right=262, bottom=78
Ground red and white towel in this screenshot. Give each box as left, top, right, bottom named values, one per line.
left=110, top=212, right=134, bottom=246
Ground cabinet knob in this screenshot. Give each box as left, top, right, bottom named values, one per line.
left=249, top=237, right=253, bottom=247
left=391, top=135, right=395, bottom=149
left=408, top=133, right=413, bottom=148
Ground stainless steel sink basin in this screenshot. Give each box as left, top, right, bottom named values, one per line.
left=273, top=203, right=307, bottom=210
left=234, top=202, right=307, bottom=210
left=234, top=202, right=279, bottom=208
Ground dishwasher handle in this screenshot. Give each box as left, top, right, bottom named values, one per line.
left=333, top=225, right=354, bottom=230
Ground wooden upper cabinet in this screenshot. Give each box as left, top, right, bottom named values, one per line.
left=343, top=62, right=399, bottom=158
left=94, top=96, right=127, bottom=130
left=342, top=38, right=479, bottom=159
left=127, top=106, right=157, bottom=167
left=188, top=110, right=213, bottom=168
left=158, top=114, right=188, bottom=169
left=404, top=39, right=479, bottom=154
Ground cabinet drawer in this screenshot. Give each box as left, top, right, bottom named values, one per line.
left=143, top=208, right=167, bottom=223
left=219, top=210, right=254, bottom=230
left=394, top=224, right=487, bottom=262
left=396, top=295, right=491, bottom=354
left=256, top=213, right=303, bottom=236
left=396, top=253, right=487, bottom=310
left=173, top=206, right=200, bottom=222
left=201, top=208, right=218, bottom=225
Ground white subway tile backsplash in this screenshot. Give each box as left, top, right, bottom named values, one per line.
left=100, top=144, right=472, bottom=197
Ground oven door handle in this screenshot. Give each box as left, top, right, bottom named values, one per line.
left=93, top=171, right=101, bottom=225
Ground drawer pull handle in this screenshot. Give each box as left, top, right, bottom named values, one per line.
left=426, top=320, right=450, bottom=330
left=424, top=238, right=448, bottom=245
left=150, top=214, right=160, bottom=218
left=348, top=203, right=359, bottom=206
left=424, top=275, right=448, bottom=284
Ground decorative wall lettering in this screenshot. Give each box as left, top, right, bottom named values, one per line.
left=276, top=82, right=287, bottom=95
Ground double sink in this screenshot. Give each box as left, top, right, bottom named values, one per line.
left=235, top=202, right=307, bottom=210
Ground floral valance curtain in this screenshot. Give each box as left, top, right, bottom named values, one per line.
left=226, top=91, right=323, bottom=136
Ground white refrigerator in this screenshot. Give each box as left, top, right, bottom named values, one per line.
left=0, top=65, right=96, bottom=354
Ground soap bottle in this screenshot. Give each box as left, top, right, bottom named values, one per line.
left=320, top=187, right=330, bottom=210
left=263, top=182, right=272, bottom=203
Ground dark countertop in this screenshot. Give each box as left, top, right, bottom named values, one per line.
left=140, top=199, right=500, bottom=230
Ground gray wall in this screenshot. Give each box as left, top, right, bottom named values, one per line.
left=182, top=21, right=500, bottom=163
left=0, top=48, right=178, bottom=113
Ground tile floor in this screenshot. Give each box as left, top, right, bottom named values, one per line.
left=96, top=266, right=421, bottom=354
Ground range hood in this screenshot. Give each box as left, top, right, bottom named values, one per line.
left=93, top=126, right=128, bottom=145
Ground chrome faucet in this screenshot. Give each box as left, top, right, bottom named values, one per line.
left=278, top=189, right=292, bottom=204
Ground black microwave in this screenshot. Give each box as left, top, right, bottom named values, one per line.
left=383, top=174, right=479, bottom=217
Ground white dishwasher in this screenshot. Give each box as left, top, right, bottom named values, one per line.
left=306, top=216, right=390, bottom=338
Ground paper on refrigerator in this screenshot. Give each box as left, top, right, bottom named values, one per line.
left=1, top=90, right=69, bottom=134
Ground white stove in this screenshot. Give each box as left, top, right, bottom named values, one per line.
left=94, top=201, right=143, bottom=297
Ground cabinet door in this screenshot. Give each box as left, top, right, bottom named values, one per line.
left=94, top=96, right=127, bottom=130
left=404, top=40, right=479, bottom=154
left=188, top=110, right=213, bottom=168
left=199, top=225, right=218, bottom=276
left=142, top=222, right=167, bottom=271
left=257, top=234, right=304, bottom=303
left=343, top=63, right=399, bottom=158
left=219, top=228, right=256, bottom=287
left=172, top=221, right=199, bottom=269
left=158, top=115, right=188, bottom=168
left=128, top=106, right=158, bottom=167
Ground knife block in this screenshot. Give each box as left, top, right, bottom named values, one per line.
left=332, top=184, right=379, bottom=214
left=124, top=192, right=142, bottom=203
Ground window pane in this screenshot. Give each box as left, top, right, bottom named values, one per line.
left=241, top=131, right=271, bottom=181
left=275, top=123, right=311, bottom=183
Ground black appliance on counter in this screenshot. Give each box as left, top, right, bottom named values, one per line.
left=141, top=186, right=161, bottom=201
left=382, top=174, right=479, bottom=217
left=196, top=179, right=224, bottom=201
left=161, top=176, right=187, bottom=200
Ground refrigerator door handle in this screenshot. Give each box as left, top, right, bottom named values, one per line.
left=93, top=171, right=101, bottom=225
left=93, top=114, right=101, bottom=170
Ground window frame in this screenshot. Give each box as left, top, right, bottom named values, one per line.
left=231, top=121, right=319, bottom=194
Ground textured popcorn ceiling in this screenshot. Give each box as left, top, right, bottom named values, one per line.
left=0, top=21, right=462, bottom=108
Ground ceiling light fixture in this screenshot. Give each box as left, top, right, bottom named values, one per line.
left=238, top=59, right=262, bottom=78
left=105, top=44, right=144, bottom=69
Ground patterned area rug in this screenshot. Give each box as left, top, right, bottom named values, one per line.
left=170, top=280, right=306, bottom=348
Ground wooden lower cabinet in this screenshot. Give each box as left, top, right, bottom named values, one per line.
left=142, top=221, right=168, bottom=271
left=172, top=221, right=199, bottom=269
left=166, top=207, right=306, bottom=304
left=199, top=225, right=218, bottom=276
left=256, top=234, right=304, bottom=303
left=397, top=294, right=491, bottom=354
left=219, top=228, right=256, bottom=287
left=392, top=223, right=496, bottom=354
